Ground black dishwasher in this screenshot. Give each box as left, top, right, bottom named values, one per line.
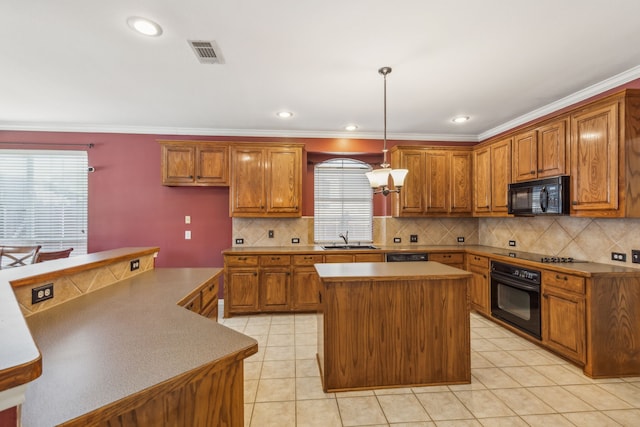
left=385, top=252, right=429, bottom=262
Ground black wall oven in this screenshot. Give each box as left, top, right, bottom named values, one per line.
left=490, top=261, right=541, bottom=340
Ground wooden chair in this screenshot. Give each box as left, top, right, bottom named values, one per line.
left=35, top=248, right=74, bottom=263
left=0, top=245, right=42, bottom=269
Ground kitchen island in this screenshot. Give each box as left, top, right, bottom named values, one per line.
left=315, top=261, right=472, bottom=392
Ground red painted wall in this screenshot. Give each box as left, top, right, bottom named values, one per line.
left=0, top=406, right=17, bottom=426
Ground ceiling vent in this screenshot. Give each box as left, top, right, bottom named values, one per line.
left=187, top=40, right=225, bottom=64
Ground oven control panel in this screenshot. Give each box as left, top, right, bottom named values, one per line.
left=491, top=261, right=541, bottom=285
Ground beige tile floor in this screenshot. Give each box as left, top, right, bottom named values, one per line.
left=219, top=308, right=640, bottom=427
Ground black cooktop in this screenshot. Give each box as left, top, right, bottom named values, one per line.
left=491, top=249, right=587, bottom=264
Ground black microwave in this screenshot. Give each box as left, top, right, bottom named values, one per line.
left=508, top=176, right=570, bottom=216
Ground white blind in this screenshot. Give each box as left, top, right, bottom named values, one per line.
left=314, top=158, right=373, bottom=243
left=0, top=149, right=88, bottom=254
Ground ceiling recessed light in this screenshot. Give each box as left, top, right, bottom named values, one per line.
left=127, top=16, right=163, bottom=37
left=452, top=116, right=470, bottom=123
left=345, top=124, right=358, bottom=131
left=276, top=111, right=293, bottom=119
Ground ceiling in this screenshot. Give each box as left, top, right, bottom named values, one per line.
left=2, top=0, right=640, bottom=142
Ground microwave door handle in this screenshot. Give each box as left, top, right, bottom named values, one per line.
left=539, top=187, right=548, bottom=212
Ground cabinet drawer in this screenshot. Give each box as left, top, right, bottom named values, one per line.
left=201, top=279, right=219, bottom=308
left=543, top=271, right=585, bottom=294
left=293, top=254, right=324, bottom=265
left=183, top=294, right=202, bottom=313
left=430, top=252, right=464, bottom=264
left=324, top=254, right=354, bottom=263
left=355, top=253, right=384, bottom=262
left=225, top=255, right=259, bottom=267
left=260, top=255, right=291, bottom=266
left=468, top=254, right=489, bottom=268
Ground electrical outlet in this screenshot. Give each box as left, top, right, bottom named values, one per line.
left=130, top=259, right=140, bottom=271
left=32, top=283, right=54, bottom=304
left=394, top=237, right=401, bottom=243
left=291, top=237, right=300, bottom=244
left=185, top=215, right=191, bottom=224
left=632, top=249, right=640, bottom=264
left=410, top=235, right=418, bottom=243
left=268, top=230, right=274, bottom=238
left=457, top=237, right=465, bottom=243
left=235, top=238, right=244, bottom=245
left=509, top=240, right=516, bottom=247
left=611, top=252, right=627, bottom=262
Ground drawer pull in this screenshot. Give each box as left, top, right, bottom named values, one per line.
left=271, top=257, right=280, bottom=260
left=209, top=284, right=215, bottom=291
left=239, top=257, right=247, bottom=261
left=556, top=274, right=568, bottom=281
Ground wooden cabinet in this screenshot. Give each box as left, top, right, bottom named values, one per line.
left=541, top=270, right=586, bottom=365
left=512, top=118, right=568, bottom=183
left=324, top=253, right=385, bottom=263
left=180, top=276, right=219, bottom=321
left=568, top=90, right=640, bottom=217
left=230, top=144, right=303, bottom=217
left=224, top=255, right=259, bottom=316
left=473, top=138, right=511, bottom=216
left=466, top=254, right=489, bottom=314
left=429, top=252, right=465, bottom=269
left=259, top=255, right=291, bottom=310
left=159, top=140, right=229, bottom=186
left=291, top=254, right=323, bottom=311
left=391, top=147, right=472, bottom=217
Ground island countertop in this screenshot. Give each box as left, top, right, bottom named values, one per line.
left=21, top=268, right=257, bottom=427
left=315, top=261, right=472, bottom=282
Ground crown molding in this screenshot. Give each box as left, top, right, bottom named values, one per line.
left=478, top=65, right=640, bottom=141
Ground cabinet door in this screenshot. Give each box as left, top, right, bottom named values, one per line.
left=473, top=147, right=491, bottom=214
left=425, top=151, right=449, bottom=213
left=196, top=145, right=228, bottom=185
left=491, top=138, right=512, bottom=213
left=512, top=130, right=537, bottom=182
left=230, top=147, right=265, bottom=215
left=266, top=147, right=301, bottom=215
left=537, top=118, right=567, bottom=178
left=542, top=286, right=586, bottom=364
left=395, top=150, right=425, bottom=215
left=292, top=266, right=320, bottom=310
left=570, top=102, right=619, bottom=212
left=468, top=265, right=489, bottom=314
left=162, top=145, right=195, bottom=185
left=450, top=151, right=472, bottom=213
left=226, top=269, right=259, bottom=312
left=260, top=268, right=290, bottom=310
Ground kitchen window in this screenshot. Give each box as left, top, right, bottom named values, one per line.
left=314, top=158, right=373, bottom=243
left=0, top=149, right=88, bottom=254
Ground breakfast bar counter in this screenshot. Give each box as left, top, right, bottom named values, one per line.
left=315, top=261, right=472, bottom=392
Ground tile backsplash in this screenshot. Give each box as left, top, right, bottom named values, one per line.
left=233, top=216, right=640, bottom=268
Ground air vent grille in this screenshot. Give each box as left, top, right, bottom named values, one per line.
left=188, top=40, right=224, bottom=64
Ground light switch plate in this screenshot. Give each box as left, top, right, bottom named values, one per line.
left=185, top=215, right=191, bottom=224
left=185, top=230, right=191, bottom=240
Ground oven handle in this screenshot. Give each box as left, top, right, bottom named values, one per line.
left=491, top=273, right=540, bottom=292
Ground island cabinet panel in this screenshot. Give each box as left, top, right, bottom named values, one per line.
left=586, top=275, right=640, bottom=377
left=317, top=266, right=471, bottom=391
left=63, top=353, right=246, bottom=427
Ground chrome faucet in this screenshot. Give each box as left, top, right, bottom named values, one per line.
left=339, top=231, right=349, bottom=245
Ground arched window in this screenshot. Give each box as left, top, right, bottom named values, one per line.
left=314, top=158, right=373, bottom=243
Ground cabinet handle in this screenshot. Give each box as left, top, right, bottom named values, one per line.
left=209, top=284, right=215, bottom=291
left=556, top=274, right=568, bottom=281
left=253, top=272, right=258, bottom=276
left=239, top=257, right=247, bottom=260
left=572, top=201, right=578, bottom=205
left=189, top=175, right=193, bottom=179
left=543, top=293, right=549, bottom=298
left=530, top=170, right=535, bottom=175
left=197, top=175, right=201, bottom=179
left=271, top=257, right=280, bottom=260
left=537, top=169, right=543, bottom=173
left=482, top=274, right=487, bottom=279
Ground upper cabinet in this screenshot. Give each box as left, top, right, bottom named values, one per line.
left=230, top=144, right=303, bottom=217
left=569, top=91, right=640, bottom=217
left=512, top=117, right=568, bottom=183
left=473, top=137, right=511, bottom=216
left=390, top=147, right=472, bottom=217
left=159, top=140, right=229, bottom=186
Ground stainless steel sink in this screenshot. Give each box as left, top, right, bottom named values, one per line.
left=321, top=244, right=379, bottom=250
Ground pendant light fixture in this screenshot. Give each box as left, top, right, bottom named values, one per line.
left=366, top=66, right=409, bottom=196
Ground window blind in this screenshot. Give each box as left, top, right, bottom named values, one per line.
left=0, top=149, right=88, bottom=254
left=314, top=158, right=373, bottom=243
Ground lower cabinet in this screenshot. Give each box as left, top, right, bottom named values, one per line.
left=180, top=275, right=220, bottom=321
left=260, top=267, right=290, bottom=310
left=541, top=271, right=586, bottom=364
left=292, top=254, right=324, bottom=311
left=430, top=252, right=465, bottom=269
left=466, top=254, right=489, bottom=314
